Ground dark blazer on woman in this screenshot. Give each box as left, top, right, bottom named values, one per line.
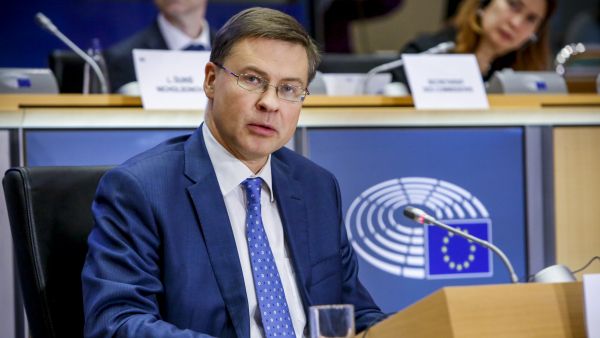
left=391, top=26, right=516, bottom=85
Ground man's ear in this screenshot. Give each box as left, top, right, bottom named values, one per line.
left=204, top=62, right=217, bottom=99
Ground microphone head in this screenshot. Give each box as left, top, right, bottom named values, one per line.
left=35, top=12, right=57, bottom=32
left=403, top=206, right=417, bottom=219
left=403, top=206, right=430, bottom=224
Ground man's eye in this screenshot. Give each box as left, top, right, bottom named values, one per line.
left=243, top=74, right=262, bottom=85
left=280, top=84, right=299, bottom=94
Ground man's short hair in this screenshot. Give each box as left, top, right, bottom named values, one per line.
left=210, top=7, right=320, bottom=83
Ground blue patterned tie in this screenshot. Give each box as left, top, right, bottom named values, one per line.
left=242, top=178, right=295, bottom=337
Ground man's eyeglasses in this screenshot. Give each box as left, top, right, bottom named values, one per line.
left=214, top=62, right=309, bottom=102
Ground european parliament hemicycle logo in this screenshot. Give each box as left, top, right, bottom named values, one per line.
left=345, top=177, right=493, bottom=280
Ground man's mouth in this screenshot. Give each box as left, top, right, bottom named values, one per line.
left=248, top=123, right=276, bottom=136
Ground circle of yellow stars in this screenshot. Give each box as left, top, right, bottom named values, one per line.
left=441, top=228, right=477, bottom=271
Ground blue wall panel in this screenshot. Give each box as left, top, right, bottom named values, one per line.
left=25, top=129, right=192, bottom=166
left=307, top=127, right=527, bottom=313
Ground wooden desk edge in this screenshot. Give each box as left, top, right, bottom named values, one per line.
left=1, top=94, right=600, bottom=111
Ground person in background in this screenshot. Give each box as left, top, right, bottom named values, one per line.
left=82, top=7, right=385, bottom=338
left=393, top=0, right=556, bottom=83
left=105, top=0, right=211, bottom=92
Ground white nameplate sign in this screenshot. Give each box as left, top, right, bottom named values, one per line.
left=133, top=49, right=210, bottom=110
left=403, top=54, right=489, bottom=110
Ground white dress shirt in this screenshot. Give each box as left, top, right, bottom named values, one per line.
left=157, top=14, right=211, bottom=50
left=202, top=124, right=306, bottom=337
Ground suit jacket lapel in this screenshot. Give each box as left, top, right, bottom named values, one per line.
left=271, top=155, right=313, bottom=309
left=143, top=20, right=169, bottom=50
left=183, top=129, right=249, bottom=338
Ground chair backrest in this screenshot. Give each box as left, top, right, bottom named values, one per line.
left=317, top=53, right=399, bottom=73
left=48, top=50, right=84, bottom=93
left=3, top=166, right=110, bottom=338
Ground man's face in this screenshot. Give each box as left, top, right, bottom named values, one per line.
left=203, top=37, right=309, bottom=169
left=154, top=0, right=207, bottom=18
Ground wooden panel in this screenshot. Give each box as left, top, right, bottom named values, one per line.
left=360, top=283, right=584, bottom=338
left=554, top=127, right=600, bottom=276
left=0, top=94, right=141, bottom=110
left=362, top=285, right=452, bottom=337
left=566, top=76, right=598, bottom=93
left=448, top=283, right=584, bottom=338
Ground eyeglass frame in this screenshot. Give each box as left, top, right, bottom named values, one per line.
left=213, top=62, right=310, bottom=102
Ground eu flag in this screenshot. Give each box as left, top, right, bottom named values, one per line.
left=426, top=219, right=492, bottom=279
left=17, top=78, right=31, bottom=88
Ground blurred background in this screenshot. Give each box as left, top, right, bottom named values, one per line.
left=1, top=0, right=598, bottom=68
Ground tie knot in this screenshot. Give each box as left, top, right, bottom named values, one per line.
left=242, top=177, right=262, bottom=205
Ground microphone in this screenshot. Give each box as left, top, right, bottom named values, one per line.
left=35, top=12, right=109, bottom=94
left=403, top=206, right=519, bottom=283
left=362, top=41, right=455, bottom=94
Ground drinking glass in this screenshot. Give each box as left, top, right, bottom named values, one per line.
left=309, top=304, right=354, bottom=338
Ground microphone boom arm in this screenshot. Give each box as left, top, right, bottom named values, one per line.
left=404, top=206, right=519, bottom=283
left=362, top=41, right=456, bottom=94
left=35, top=12, right=109, bottom=94
left=427, top=218, right=519, bottom=283
left=362, top=59, right=406, bottom=94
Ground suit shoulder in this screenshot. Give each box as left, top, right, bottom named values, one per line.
left=114, top=133, right=190, bottom=175
left=105, top=21, right=166, bottom=60
left=274, top=147, right=336, bottom=181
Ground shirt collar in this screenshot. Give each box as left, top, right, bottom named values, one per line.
left=202, top=123, right=274, bottom=202
left=157, top=14, right=211, bottom=50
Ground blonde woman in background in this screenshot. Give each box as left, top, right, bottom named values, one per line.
left=393, top=0, right=556, bottom=82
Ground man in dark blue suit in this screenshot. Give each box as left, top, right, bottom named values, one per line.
left=82, top=7, right=385, bottom=337
left=105, top=0, right=211, bottom=92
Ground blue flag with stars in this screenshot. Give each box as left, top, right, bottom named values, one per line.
left=426, top=219, right=492, bottom=279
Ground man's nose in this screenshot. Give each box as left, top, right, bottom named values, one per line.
left=256, top=85, right=280, bottom=112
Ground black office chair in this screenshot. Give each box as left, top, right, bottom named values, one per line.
left=3, top=166, right=110, bottom=338
left=48, top=50, right=85, bottom=93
